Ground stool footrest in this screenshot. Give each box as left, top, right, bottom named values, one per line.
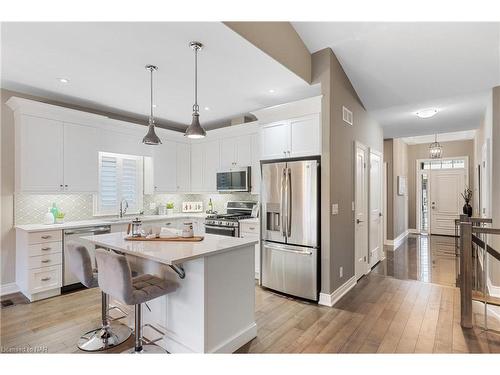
left=142, top=323, right=165, bottom=345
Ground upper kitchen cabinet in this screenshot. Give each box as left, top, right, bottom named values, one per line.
left=220, top=136, right=252, bottom=170
left=190, top=139, right=221, bottom=192
left=260, top=114, right=320, bottom=160
left=250, top=133, right=261, bottom=194
left=176, top=142, right=191, bottom=191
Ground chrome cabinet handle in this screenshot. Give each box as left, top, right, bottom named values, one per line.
left=41, top=259, right=51, bottom=263
left=249, top=227, right=255, bottom=230
left=41, top=277, right=51, bottom=281
left=281, top=168, right=287, bottom=237
left=356, top=219, right=364, bottom=224
left=41, top=235, right=51, bottom=239
left=287, top=167, right=292, bottom=237
left=265, top=245, right=312, bottom=256
left=205, top=225, right=234, bottom=231
left=41, top=247, right=51, bottom=251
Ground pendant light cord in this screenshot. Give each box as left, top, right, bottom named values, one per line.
left=150, top=67, right=154, bottom=122
left=193, top=46, right=199, bottom=114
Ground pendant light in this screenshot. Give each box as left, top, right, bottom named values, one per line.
left=142, top=64, right=162, bottom=145
left=185, top=41, right=207, bottom=139
left=429, top=134, right=443, bottom=159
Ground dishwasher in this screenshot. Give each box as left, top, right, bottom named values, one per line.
left=62, top=225, right=111, bottom=292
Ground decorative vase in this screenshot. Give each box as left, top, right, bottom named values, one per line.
left=463, top=202, right=472, bottom=217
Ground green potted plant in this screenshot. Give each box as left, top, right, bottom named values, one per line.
left=166, top=202, right=174, bottom=216
left=55, top=211, right=65, bottom=224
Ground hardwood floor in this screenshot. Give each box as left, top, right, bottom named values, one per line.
left=2, top=234, right=500, bottom=354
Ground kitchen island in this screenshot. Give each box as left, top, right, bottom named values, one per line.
left=82, top=232, right=258, bottom=353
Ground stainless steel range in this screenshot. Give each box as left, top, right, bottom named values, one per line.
left=205, top=201, right=257, bottom=237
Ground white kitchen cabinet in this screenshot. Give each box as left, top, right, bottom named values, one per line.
left=203, top=140, right=220, bottom=192
left=260, top=114, right=320, bottom=160
left=176, top=143, right=191, bottom=191
left=239, top=219, right=260, bottom=280
left=63, top=122, right=98, bottom=192
left=17, top=115, right=64, bottom=192
left=250, top=133, right=261, bottom=194
left=220, top=136, right=252, bottom=170
left=190, top=143, right=204, bottom=192
left=153, top=140, right=177, bottom=193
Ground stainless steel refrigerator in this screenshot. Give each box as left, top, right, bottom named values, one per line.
left=260, top=158, right=320, bottom=301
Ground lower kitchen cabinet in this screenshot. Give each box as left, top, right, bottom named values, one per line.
left=239, top=219, right=260, bottom=280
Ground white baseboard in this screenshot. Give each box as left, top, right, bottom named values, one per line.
left=209, top=322, right=257, bottom=353
left=318, top=276, right=356, bottom=307
left=384, top=229, right=409, bottom=250
left=0, top=282, right=19, bottom=296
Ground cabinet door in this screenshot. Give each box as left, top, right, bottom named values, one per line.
left=250, top=133, right=261, bottom=194
left=236, top=136, right=252, bottom=167
left=290, top=115, right=320, bottom=157
left=18, top=115, right=64, bottom=192
left=176, top=142, right=191, bottom=192
left=153, top=140, right=177, bottom=192
left=260, top=122, right=290, bottom=160
left=63, top=122, right=98, bottom=192
left=220, top=137, right=236, bottom=170
left=203, top=140, right=220, bottom=192
left=190, top=142, right=204, bottom=192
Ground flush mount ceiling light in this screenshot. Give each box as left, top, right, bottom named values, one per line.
left=416, top=108, right=438, bottom=119
left=142, top=65, right=162, bottom=145
left=429, top=134, right=443, bottom=159
left=185, top=41, right=207, bottom=139
left=58, top=78, right=69, bottom=84
left=204, top=106, right=210, bottom=111
left=268, top=89, right=276, bottom=93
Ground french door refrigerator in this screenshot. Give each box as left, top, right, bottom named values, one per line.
left=260, top=158, right=320, bottom=301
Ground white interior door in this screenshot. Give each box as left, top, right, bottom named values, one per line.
left=430, top=169, right=465, bottom=235
left=369, top=150, right=383, bottom=266
left=355, top=142, right=369, bottom=280
left=481, top=141, right=490, bottom=218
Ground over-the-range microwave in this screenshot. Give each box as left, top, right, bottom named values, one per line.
left=216, top=166, right=251, bottom=192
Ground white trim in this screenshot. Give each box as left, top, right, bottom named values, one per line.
left=408, top=228, right=420, bottom=234
left=487, top=278, right=500, bottom=298
left=318, top=276, right=356, bottom=307
left=0, top=282, right=19, bottom=296
left=251, top=95, right=322, bottom=124
left=208, top=322, right=257, bottom=353
left=385, top=229, right=409, bottom=250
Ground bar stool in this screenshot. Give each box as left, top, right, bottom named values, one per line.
left=66, top=243, right=132, bottom=351
left=95, top=249, right=179, bottom=353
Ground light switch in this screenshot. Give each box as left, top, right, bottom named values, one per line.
left=331, top=204, right=339, bottom=215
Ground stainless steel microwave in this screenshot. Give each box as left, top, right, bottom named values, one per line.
left=216, top=167, right=251, bottom=192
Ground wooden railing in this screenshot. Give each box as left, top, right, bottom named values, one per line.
left=458, top=215, right=500, bottom=329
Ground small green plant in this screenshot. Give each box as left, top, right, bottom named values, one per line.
left=166, top=202, right=174, bottom=209
left=55, top=212, right=65, bottom=220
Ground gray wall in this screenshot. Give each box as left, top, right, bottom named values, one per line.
left=407, top=140, right=474, bottom=230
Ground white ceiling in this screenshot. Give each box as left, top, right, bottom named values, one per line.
left=292, top=22, right=500, bottom=138
left=1, top=22, right=319, bottom=131
left=402, top=130, right=476, bottom=145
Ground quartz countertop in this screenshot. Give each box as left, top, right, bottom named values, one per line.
left=82, top=232, right=258, bottom=265
left=238, top=217, right=259, bottom=224
left=15, top=213, right=207, bottom=232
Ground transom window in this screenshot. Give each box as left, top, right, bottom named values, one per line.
left=94, top=152, right=144, bottom=216
left=420, top=158, right=465, bottom=170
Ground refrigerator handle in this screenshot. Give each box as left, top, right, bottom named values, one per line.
left=287, top=167, right=292, bottom=237
left=281, top=167, right=287, bottom=237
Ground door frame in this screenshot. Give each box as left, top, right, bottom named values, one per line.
left=415, top=156, right=469, bottom=234
left=369, top=149, right=384, bottom=266
left=354, top=141, right=370, bottom=280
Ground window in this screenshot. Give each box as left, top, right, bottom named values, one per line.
left=420, top=158, right=466, bottom=170
left=94, top=152, right=144, bottom=216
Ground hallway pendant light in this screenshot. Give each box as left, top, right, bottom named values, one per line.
left=142, top=64, right=162, bottom=145
left=429, top=134, right=443, bottom=159
left=185, top=41, right=207, bottom=139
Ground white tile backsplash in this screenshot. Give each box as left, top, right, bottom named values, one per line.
left=15, top=192, right=259, bottom=224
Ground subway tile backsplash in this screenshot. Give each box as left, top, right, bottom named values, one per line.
left=15, top=192, right=259, bottom=225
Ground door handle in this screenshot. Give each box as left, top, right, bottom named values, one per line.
left=356, top=219, right=364, bottom=224
left=287, top=167, right=292, bottom=237
left=281, top=168, right=287, bottom=237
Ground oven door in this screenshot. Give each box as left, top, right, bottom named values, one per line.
left=205, top=224, right=237, bottom=237
left=216, top=167, right=250, bottom=192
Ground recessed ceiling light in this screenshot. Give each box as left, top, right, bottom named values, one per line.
left=416, top=108, right=438, bottom=119
left=204, top=106, right=210, bottom=111
left=152, top=104, right=157, bottom=108
left=268, top=89, right=275, bottom=93
left=58, top=78, right=69, bottom=84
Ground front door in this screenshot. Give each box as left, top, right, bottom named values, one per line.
left=430, top=169, right=465, bottom=235
left=355, top=142, right=369, bottom=280
left=369, top=150, right=383, bottom=266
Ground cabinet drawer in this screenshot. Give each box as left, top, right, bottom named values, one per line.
left=240, top=222, right=259, bottom=234
left=240, top=232, right=259, bottom=241
left=28, top=230, right=62, bottom=244
left=28, top=253, right=62, bottom=270
left=29, top=265, right=62, bottom=294
left=29, top=241, right=62, bottom=257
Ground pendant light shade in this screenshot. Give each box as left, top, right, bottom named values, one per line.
left=142, top=64, right=162, bottom=145
left=185, top=41, right=206, bottom=139
left=429, top=134, right=443, bottom=159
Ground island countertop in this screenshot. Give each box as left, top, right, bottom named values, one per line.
left=81, top=232, right=258, bottom=265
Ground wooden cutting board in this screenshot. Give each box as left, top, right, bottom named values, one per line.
left=124, top=235, right=204, bottom=242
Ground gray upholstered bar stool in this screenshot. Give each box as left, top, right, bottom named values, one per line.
left=95, top=249, right=179, bottom=354
left=66, top=242, right=132, bottom=351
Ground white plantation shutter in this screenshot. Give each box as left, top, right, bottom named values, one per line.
left=96, top=152, right=143, bottom=215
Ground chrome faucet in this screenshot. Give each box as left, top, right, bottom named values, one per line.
left=119, top=199, right=129, bottom=218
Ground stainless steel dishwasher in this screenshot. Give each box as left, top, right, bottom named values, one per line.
left=63, top=225, right=111, bottom=292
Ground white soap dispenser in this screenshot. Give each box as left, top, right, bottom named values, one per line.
left=44, top=208, right=55, bottom=225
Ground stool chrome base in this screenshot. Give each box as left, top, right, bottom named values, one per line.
left=124, top=344, right=166, bottom=354
left=78, top=323, right=132, bottom=352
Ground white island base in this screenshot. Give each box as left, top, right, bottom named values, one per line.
left=111, top=244, right=257, bottom=353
